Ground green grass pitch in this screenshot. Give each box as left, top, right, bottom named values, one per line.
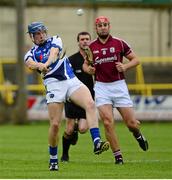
left=0, top=121, right=172, bottom=179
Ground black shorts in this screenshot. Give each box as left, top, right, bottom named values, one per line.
left=64, top=101, right=86, bottom=119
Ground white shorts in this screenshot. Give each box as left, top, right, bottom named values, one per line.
left=44, top=77, right=82, bottom=104
left=94, top=80, right=133, bottom=107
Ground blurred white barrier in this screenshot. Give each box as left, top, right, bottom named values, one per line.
left=27, top=95, right=172, bottom=121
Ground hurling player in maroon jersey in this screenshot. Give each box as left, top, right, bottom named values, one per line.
left=83, top=16, right=148, bottom=164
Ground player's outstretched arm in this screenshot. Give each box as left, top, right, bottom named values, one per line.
left=25, top=57, right=49, bottom=73
left=45, top=47, right=59, bottom=67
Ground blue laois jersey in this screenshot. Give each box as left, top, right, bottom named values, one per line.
left=24, top=35, right=75, bottom=81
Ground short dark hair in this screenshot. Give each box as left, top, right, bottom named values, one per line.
left=77, top=31, right=91, bottom=42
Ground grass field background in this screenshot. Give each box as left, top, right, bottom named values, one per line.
left=0, top=121, right=172, bottom=179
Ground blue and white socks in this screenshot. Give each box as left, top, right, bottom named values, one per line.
left=90, top=128, right=101, bottom=147
left=49, top=146, right=58, bottom=164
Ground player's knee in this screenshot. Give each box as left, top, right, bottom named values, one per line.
left=50, top=120, right=60, bottom=133
left=66, top=127, right=74, bottom=135
left=85, top=99, right=95, bottom=111
left=65, top=120, right=75, bottom=135
left=79, top=127, right=88, bottom=134
left=102, top=117, right=113, bottom=130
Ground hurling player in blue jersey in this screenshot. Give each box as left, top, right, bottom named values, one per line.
left=24, top=22, right=109, bottom=171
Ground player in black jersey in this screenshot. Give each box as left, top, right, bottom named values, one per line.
left=61, top=32, right=95, bottom=162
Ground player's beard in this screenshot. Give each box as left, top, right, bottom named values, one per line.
left=98, top=34, right=109, bottom=39
left=97, top=31, right=110, bottom=40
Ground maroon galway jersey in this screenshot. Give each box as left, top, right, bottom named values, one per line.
left=89, top=35, right=132, bottom=82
